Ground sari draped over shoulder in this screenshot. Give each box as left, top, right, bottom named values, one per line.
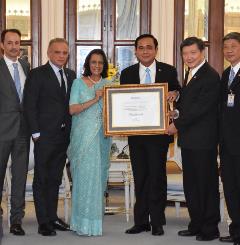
left=67, top=78, right=111, bottom=236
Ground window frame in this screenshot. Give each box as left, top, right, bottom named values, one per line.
left=65, top=0, right=151, bottom=72
left=174, top=0, right=224, bottom=82
left=0, top=0, right=41, bottom=67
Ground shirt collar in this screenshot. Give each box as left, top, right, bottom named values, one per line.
left=190, top=59, right=206, bottom=76
left=231, top=62, right=240, bottom=74
left=4, top=55, right=19, bottom=66
left=49, top=60, right=63, bottom=74
left=139, top=60, right=156, bottom=72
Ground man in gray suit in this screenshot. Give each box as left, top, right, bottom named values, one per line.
left=0, top=29, right=30, bottom=236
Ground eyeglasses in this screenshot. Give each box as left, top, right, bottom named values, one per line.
left=90, top=61, right=104, bottom=66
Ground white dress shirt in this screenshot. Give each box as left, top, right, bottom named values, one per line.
left=4, top=55, right=26, bottom=94
left=49, top=61, right=67, bottom=89
left=190, top=59, right=206, bottom=77
left=139, top=60, right=156, bottom=84
left=173, top=60, right=206, bottom=120
left=230, top=61, right=240, bottom=78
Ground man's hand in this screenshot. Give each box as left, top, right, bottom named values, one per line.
left=167, top=90, right=179, bottom=102
left=168, top=110, right=179, bottom=120
left=32, top=136, right=40, bottom=142
left=167, top=123, right=178, bottom=135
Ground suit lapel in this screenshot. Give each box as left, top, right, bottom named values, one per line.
left=185, top=62, right=208, bottom=87
left=46, top=62, right=70, bottom=103
left=0, top=58, right=20, bottom=101
left=134, top=63, right=141, bottom=84
left=18, top=58, right=29, bottom=76
left=46, top=62, right=62, bottom=93
left=182, top=70, right=189, bottom=87
left=229, top=68, right=240, bottom=89
left=64, top=68, right=72, bottom=98
left=155, top=61, right=163, bottom=82
left=222, top=67, right=230, bottom=90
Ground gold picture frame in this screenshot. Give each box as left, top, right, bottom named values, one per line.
left=103, top=83, right=168, bottom=136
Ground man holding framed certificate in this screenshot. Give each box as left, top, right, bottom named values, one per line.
left=120, top=34, right=180, bottom=236
left=168, top=37, right=220, bottom=241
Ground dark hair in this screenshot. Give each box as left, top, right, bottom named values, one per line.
left=180, top=36, right=205, bottom=53
left=83, top=49, right=108, bottom=78
left=135, top=34, right=158, bottom=49
left=223, top=32, right=240, bottom=43
left=1, top=29, right=21, bottom=43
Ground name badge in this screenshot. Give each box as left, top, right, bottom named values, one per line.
left=227, top=93, right=235, bottom=107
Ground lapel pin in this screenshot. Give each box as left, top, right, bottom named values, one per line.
left=158, top=68, right=161, bottom=72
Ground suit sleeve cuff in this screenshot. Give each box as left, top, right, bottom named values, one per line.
left=32, top=132, right=40, bottom=138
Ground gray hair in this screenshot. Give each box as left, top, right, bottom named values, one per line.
left=48, top=38, right=69, bottom=49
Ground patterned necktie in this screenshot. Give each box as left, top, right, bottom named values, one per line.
left=12, top=63, right=22, bottom=101
left=228, top=68, right=235, bottom=87
left=145, top=67, right=151, bottom=84
left=59, top=69, right=66, bottom=96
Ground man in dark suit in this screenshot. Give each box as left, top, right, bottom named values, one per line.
left=120, top=34, right=180, bottom=236
left=219, top=32, right=240, bottom=245
left=0, top=29, right=30, bottom=236
left=168, top=37, right=220, bottom=241
left=24, top=38, right=76, bottom=236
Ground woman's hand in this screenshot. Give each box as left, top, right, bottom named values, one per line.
left=95, top=89, right=103, bottom=101
left=70, top=89, right=104, bottom=115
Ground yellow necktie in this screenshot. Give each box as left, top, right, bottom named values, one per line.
left=186, top=69, right=193, bottom=85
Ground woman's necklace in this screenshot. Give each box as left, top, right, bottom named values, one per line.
left=88, top=76, right=102, bottom=85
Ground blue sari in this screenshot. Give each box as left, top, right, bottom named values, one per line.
left=67, top=78, right=111, bottom=236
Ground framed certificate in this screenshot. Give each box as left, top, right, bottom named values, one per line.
left=103, top=83, right=168, bottom=136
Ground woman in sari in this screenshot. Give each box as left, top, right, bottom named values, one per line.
left=67, top=49, right=111, bottom=236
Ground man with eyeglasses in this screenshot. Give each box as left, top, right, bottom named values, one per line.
left=24, top=38, right=76, bottom=236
